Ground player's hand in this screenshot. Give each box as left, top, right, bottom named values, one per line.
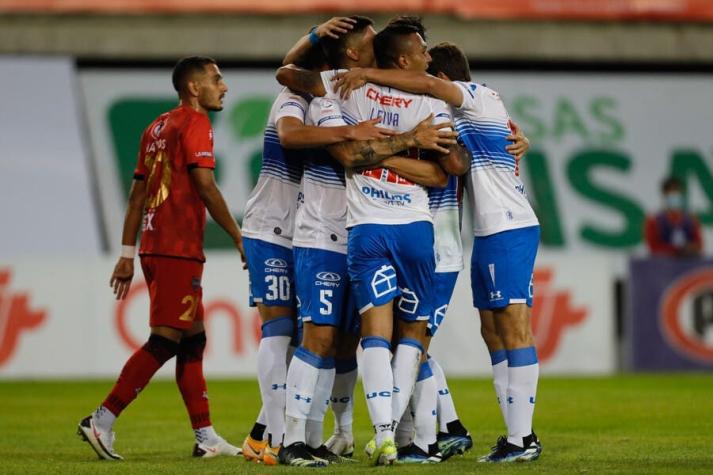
left=333, top=68, right=368, bottom=99
left=506, top=119, right=529, bottom=160
left=316, top=17, right=356, bottom=40
left=235, top=237, right=248, bottom=270
left=110, top=257, right=134, bottom=300
left=349, top=118, right=397, bottom=141
left=410, top=114, right=459, bottom=154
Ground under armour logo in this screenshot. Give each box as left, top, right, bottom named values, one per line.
left=507, top=396, right=514, bottom=404
left=438, top=388, right=450, bottom=396
left=271, top=383, right=287, bottom=390
left=529, top=396, right=536, bottom=404
left=490, top=290, right=503, bottom=301
left=294, top=394, right=312, bottom=403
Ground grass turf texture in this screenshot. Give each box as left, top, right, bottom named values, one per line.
left=1, top=375, right=713, bottom=474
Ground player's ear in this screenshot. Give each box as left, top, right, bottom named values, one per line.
left=345, top=47, right=359, bottom=62
left=186, top=76, right=201, bottom=98
left=397, top=54, right=409, bottom=70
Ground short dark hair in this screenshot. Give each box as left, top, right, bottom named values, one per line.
left=662, top=176, right=684, bottom=193
left=373, top=24, right=421, bottom=69
left=427, top=42, right=471, bottom=81
left=294, top=43, right=328, bottom=71
left=386, top=15, right=427, bottom=41
left=321, top=15, right=374, bottom=69
left=171, top=56, right=217, bottom=93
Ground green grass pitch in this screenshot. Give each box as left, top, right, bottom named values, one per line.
left=2, top=375, right=713, bottom=474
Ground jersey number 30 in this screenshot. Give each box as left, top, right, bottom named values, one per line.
left=265, top=275, right=290, bottom=301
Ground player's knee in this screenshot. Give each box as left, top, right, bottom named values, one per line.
left=302, top=332, right=335, bottom=357
left=399, top=320, right=428, bottom=342
left=501, top=325, right=533, bottom=349
left=480, top=324, right=502, bottom=351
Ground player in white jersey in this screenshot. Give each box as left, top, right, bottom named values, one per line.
left=240, top=30, right=433, bottom=465
left=276, top=19, right=463, bottom=468
left=333, top=42, right=542, bottom=463
left=278, top=23, right=468, bottom=465
left=256, top=25, right=460, bottom=467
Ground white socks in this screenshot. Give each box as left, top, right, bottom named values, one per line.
left=505, top=347, right=539, bottom=447
left=331, top=358, right=357, bottom=436
left=306, top=364, right=335, bottom=449
left=490, top=350, right=509, bottom=429
left=256, top=316, right=294, bottom=447
left=412, top=361, right=437, bottom=453
left=395, top=406, right=414, bottom=448
left=283, top=347, right=320, bottom=447
left=361, top=337, right=394, bottom=444
left=390, top=338, right=423, bottom=426
left=427, top=355, right=458, bottom=433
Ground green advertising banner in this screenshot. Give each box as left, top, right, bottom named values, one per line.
left=79, top=69, right=713, bottom=255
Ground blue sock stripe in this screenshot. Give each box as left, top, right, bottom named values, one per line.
left=416, top=361, right=433, bottom=381
left=261, top=316, right=295, bottom=338
left=490, top=349, right=508, bottom=365
left=294, top=346, right=323, bottom=368
left=321, top=356, right=336, bottom=370
left=507, top=346, right=539, bottom=367
left=361, top=336, right=391, bottom=350
left=335, top=357, right=357, bottom=374
left=398, top=337, right=424, bottom=354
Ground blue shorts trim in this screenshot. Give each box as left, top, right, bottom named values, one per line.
left=244, top=237, right=294, bottom=308
left=347, top=222, right=436, bottom=322
left=294, top=247, right=357, bottom=333
left=427, top=271, right=459, bottom=337
left=471, top=226, right=539, bottom=310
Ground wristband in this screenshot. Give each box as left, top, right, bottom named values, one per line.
left=308, top=26, right=320, bottom=45
left=120, top=245, right=136, bottom=259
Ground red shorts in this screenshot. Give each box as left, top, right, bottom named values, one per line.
left=140, top=255, right=204, bottom=330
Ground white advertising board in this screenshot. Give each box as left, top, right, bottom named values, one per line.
left=0, top=252, right=614, bottom=379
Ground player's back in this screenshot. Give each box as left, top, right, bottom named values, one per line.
left=321, top=70, right=451, bottom=227
left=242, top=88, right=307, bottom=248
left=453, top=81, right=538, bottom=236
left=294, top=97, right=348, bottom=254
left=136, top=105, right=216, bottom=262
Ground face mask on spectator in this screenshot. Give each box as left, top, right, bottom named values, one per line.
left=665, top=192, right=684, bottom=211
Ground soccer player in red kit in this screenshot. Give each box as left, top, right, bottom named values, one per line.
left=77, top=56, right=246, bottom=460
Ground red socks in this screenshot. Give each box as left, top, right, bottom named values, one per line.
left=102, top=334, right=178, bottom=416
left=176, top=332, right=211, bottom=429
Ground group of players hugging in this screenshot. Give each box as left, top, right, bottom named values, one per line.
left=77, top=14, right=542, bottom=467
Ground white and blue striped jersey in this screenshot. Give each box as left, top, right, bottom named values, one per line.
left=293, top=97, right=349, bottom=254
left=321, top=69, right=452, bottom=228
left=428, top=175, right=464, bottom=272
left=242, top=88, right=306, bottom=248
left=453, top=81, right=539, bottom=236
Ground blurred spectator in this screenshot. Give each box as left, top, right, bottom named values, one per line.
left=644, top=177, right=703, bottom=257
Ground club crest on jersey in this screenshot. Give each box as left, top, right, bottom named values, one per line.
left=150, top=120, right=165, bottom=139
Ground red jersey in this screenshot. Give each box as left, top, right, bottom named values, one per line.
left=134, top=105, right=215, bottom=262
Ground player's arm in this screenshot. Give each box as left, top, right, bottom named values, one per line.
left=277, top=116, right=395, bottom=149
left=282, top=17, right=355, bottom=65
left=333, top=68, right=464, bottom=106
left=379, top=156, right=448, bottom=188
left=436, top=143, right=470, bottom=176
left=190, top=168, right=247, bottom=268
left=326, top=115, right=458, bottom=169
left=276, top=65, right=326, bottom=97
left=110, top=178, right=147, bottom=300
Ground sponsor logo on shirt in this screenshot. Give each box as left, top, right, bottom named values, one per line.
left=194, top=151, right=213, bottom=158
left=361, top=186, right=412, bottom=206
left=264, top=258, right=289, bottom=274
left=316, top=271, right=341, bottom=288
left=366, top=88, right=413, bottom=108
